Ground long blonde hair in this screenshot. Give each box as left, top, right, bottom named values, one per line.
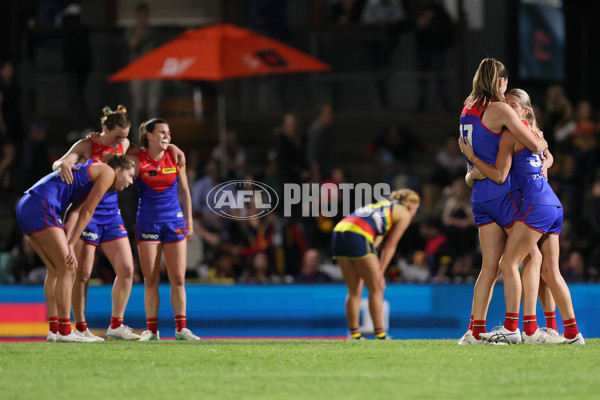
left=506, top=88, right=542, bottom=137
left=465, top=58, right=508, bottom=109
left=390, top=189, right=420, bottom=206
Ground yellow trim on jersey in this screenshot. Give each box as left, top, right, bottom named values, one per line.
left=333, top=221, right=374, bottom=242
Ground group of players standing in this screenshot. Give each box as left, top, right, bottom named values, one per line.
left=16, top=106, right=200, bottom=342
left=15, top=58, right=586, bottom=344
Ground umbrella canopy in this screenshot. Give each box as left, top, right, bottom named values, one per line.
left=109, top=23, right=330, bottom=82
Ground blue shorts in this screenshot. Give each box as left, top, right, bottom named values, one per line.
left=15, top=193, right=64, bottom=234
left=472, top=191, right=520, bottom=228
left=517, top=200, right=563, bottom=235
left=332, top=230, right=376, bottom=259
left=135, top=219, right=187, bottom=243
left=80, top=216, right=129, bottom=246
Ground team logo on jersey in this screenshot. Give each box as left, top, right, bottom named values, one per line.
left=177, top=212, right=184, bottom=218
left=82, top=230, right=99, bottom=241
left=140, top=232, right=159, bottom=240
left=148, top=170, right=158, bottom=177
left=207, top=180, right=279, bottom=220
left=162, top=168, right=176, bottom=174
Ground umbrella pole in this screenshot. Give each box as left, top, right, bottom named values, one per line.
left=218, top=89, right=227, bottom=179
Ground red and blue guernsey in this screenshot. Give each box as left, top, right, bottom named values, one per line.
left=88, top=140, right=124, bottom=223
left=513, top=122, right=560, bottom=207
left=460, top=102, right=518, bottom=203
left=16, top=159, right=95, bottom=234
left=135, top=150, right=186, bottom=243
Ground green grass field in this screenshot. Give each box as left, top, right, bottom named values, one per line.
left=1, top=339, right=599, bottom=400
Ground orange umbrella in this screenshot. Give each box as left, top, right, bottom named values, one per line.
left=108, top=23, right=330, bottom=82
left=109, top=23, right=330, bottom=177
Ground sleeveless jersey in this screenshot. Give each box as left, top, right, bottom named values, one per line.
left=333, top=200, right=401, bottom=242
left=460, top=102, right=518, bottom=203
left=512, top=121, right=560, bottom=206
left=136, top=150, right=182, bottom=223
left=26, top=159, right=95, bottom=215
left=89, top=139, right=124, bottom=221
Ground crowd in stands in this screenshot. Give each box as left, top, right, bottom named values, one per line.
left=1, top=1, right=600, bottom=285
left=3, top=81, right=600, bottom=286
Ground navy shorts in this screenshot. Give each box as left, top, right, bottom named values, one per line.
left=16, top=193, right=64, bottom=234
left=517, top=199, right=563, bottom=235
left=80, top=217, right=129, bottom=246
left=332, top=230, right=376, bottom=259
left=135, top=219, right=187, bottom=244
left=472, top=191, right=520, bottom=228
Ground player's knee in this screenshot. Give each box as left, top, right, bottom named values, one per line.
left=170, top=273, right=186, bottom=287
left=115, top=262, right=135, bottom=280
left=144, top=275, right=160, bottom=288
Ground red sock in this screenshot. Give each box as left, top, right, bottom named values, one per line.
left=472, top=320, right=486, bottom=340
left=48, top=316, right=58, bottom=334
left=58, top=318, right=71, bottom=336
left=76, top=321, right=88, bottom=332
left=523, top=315, right=538, bottom=336
left=111, top=317, right=123, bottom=329
left=468, top=314, right=474, bottom=331
left=147, top=317, right=158, bottom=334
left=504, top=313, right=519, bottom=332
left=175, top=315, right=186, bottom=332
left=563, top=318, right=579, bottom=339
left=545, top=311, right=558, bottom=331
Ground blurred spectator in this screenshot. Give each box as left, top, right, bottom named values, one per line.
left=0, top=61, right=20, bottom=193
left=191, top=159, right=222, bottom=230
left=412, top=0, right=454, bottom=112
left=561, top=250, right=586, bottom=282
left=397, top=250, right=430, bottom=283
left=211, top=130, right=246, bottom=180
left=440, top=178, right=477, bottom=262
left=567, top=101, right=598, bottom=186
left=205, top=250, right=236, bottom=284
left=239, top=251, right=273, bottom=284
left=0, top=61, right=22, bottom=141
left=18, top=119, right=51, bottom=192
left=328, top=0, right=364, bottom=26
left=296, top=248, right=332, bottom=283
left=433, top=134, right=467, bottom=186
left=306, top=104, right=334, bottom=182
left=419, top=216, right=452, bottom=282
left=126, top=2, right=162, bottom=131
left=544, top=84, right=571, bottom=151
left=61, top=4, right=91, bottom=132
left=361, top=0, right=407, bottom=108
left=274, top=113, right=309, bottom=216
left=367, top=121, right=422, bottom=187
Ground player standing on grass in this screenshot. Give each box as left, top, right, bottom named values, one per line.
left=130, top=118, right=199, bottom=341
left=53, top=105, right=185, bottom=340
left=460, top=88, right=584, bottom=345
left=456, top=58, right=549, bottom=345
left=332, top=189, right=420, bottom=340
left=15, top=155, right=135, bottom=342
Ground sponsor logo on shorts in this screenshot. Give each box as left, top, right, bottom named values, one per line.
left=119, top=225, right=126, bottom=231
left=82, top=230, right=99, bottom=241
left=140, top=232, right=159, bottom=240
left=174, top=228, right=186, bottom=235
